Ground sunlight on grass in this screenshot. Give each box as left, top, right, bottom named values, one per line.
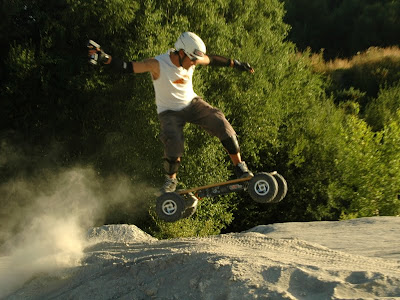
left=310, top=46, right=400, bottom=73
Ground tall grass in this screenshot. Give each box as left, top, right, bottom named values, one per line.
left=311, top=46, right=400, bottom=73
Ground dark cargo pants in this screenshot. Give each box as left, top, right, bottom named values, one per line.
left=158, top=97, right=236, bottom=158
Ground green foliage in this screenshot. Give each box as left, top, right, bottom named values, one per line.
left=2, top=0, right=400, bottom=239
left=1, top=0, right=293, bottom=238
left=365, top=82, right=400, bottom=131
left=328, top=114, right=400, bottom=218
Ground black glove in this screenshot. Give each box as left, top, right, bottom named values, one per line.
left=233, top=59, right=254, bottom=73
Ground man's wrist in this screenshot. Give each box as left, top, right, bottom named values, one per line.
left=97, top=50, right=110, bottom=64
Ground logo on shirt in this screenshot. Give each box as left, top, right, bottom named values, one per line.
left=173, top=75, right=189, bottom=85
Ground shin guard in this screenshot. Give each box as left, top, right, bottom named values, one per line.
left=221, top=136, right=240, bottom=155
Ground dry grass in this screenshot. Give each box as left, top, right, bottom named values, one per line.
left=310, top=46, right=400, bottom=73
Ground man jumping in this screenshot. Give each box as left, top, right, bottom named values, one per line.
left=89, top=32, right=254, bottom=193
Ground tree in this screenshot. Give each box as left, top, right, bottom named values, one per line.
left=283, top=0, right=400, bottom=59
left=2, top=0, right=399, bottom=239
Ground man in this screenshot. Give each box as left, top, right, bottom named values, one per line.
left=89, top=32, right=254, bottom=193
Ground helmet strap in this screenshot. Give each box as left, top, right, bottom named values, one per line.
left=176, top=50, right=184, bottom=67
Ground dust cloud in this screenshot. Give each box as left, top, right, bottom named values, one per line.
left=0, top=166, right=154, bottom=297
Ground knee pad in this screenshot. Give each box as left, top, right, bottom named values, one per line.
left=221, top=136, right=240, bottom=155
left=163, top=157, right=181, bottom=175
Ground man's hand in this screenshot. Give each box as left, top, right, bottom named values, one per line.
left=87, top=40, right=110, bottom=65
left=233, top=59, right=254, bottom=73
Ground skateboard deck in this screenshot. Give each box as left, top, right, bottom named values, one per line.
left=177, top=176, right=253, bottom=198
left=156, top=172, right=287, bottom=222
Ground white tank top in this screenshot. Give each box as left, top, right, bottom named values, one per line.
left=153, top=50, right=197, bottom=114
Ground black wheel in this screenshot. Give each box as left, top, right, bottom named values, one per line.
left=182, top=193, right=199, bottom=219
left=271, top=173, right=287, bottom=203
left=248, top=172, right=278, bottom=203
left=156, top=192, right=185, bottom=222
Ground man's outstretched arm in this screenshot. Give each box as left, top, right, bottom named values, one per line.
left=197, top=54, right=254, bottom=73
left=87, top=40, right=160, bottom=79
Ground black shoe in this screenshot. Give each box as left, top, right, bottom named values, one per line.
left=235, top=161, right=254, bottom=178
left=160, top=176, right=178, bottom=194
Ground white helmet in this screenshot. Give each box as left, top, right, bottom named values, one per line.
left=174, top=32, right=206, bottom=60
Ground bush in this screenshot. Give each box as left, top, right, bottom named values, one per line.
left=365, top=82, right=400, bottom=131
left=328, top=114, right=400, bottom=218
left=2, top=0, right=400, bottom=239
